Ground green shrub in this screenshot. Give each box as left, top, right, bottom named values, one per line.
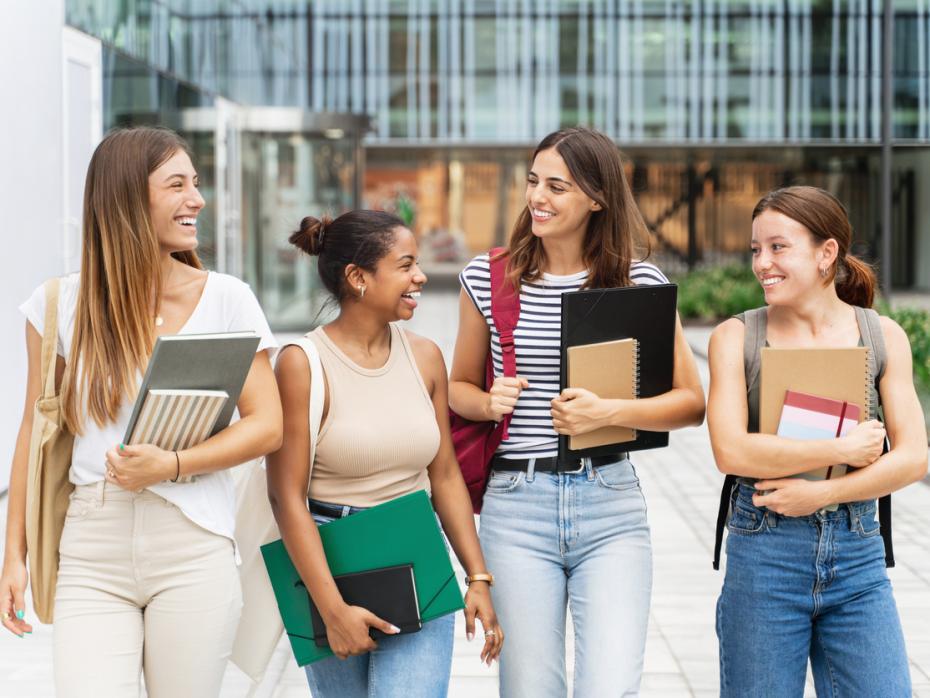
left=673, top=265, right=765, bottom=321
left=883, top=305, right=930, bottom=391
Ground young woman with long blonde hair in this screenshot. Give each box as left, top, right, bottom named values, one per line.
left=0, top=127, right=282, bottom=697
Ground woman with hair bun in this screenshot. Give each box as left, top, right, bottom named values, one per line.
left=266, top=210, right=502, bottom=697
left=708, top=185, right=927, bottom=696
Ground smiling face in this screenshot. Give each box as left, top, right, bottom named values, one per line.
left=525, top=147, right=601, bottom=243
left=751, top=210, right=838, bottom=305
left=352, top=227, right=427, bottom=321
left=148, top=148, right=205, bottom=254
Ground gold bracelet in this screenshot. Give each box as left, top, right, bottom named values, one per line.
left=464, top=572, right=494, bottom=587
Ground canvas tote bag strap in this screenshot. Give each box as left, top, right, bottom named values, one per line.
left=286, top=336, right=325, bottom=473
left=40, top=278, right=62, bottom=400
left=231, top=336, right=326, bottom=683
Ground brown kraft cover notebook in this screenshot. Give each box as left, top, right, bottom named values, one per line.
left=567, top=338, right=639, bottom=451
left=760, top=346, right=872, bottom=481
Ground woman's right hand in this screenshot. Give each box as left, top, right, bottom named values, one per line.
left=839, top=420, right=887, bottom=467
left=322, top=603, right=400, bottom=660
left=487, top=376, right=529, bottom=422
left=0, top=557, right=33, bottom=637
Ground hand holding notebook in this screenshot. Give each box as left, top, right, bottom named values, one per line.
left=559, top=284, right=677, bottom=460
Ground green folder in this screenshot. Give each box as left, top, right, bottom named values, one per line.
left=260, top=490, right=465, bottom=666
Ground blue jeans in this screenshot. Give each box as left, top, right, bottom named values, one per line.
left=479, top=458, right=652, bottom=697
left=717, top=482, right=910, bottom=697
left=303, top=500, right=455, bottom=698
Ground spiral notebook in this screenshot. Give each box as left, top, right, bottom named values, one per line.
left=558, top=283, right=677, bottom=460
left=567, top=338, right=639, bottom=450
left=760, top=346, right=871, bottom=483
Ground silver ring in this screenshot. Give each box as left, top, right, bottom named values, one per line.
left=484, top=629, right=496, bottom=638
left=107, top=470, right=115, bottom=478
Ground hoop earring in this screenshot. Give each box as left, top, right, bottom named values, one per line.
left=819, top=266, right=828, bottom=279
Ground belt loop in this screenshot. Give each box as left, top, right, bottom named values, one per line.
left=96, top=479, right=106, bottom=506
left=341, top=504, right=351, bottom=518
left=585, top=458, right=595, bottom=481
left=847, top=504, right=858, bottom=532
left=526, top=458, right=536, bottom=483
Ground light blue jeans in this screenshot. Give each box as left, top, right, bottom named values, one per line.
left=717, top=482, right=910, bottom=697
left=303, top=501, right=455, bottom=698
left=479, top=458, right=653, bottom=697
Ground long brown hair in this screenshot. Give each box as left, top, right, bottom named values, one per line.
left=505, top=127, right=651, bottom=289
left=62, top=127, right=202, bottom=433
left=752, top=186, right=876, bottom=308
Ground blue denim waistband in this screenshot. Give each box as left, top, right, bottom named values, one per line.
left=734, top=480, right=876, bottom=522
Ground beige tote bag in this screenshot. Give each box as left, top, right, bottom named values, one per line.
left=25, top=278, right=75, bottom=624
left=231, top=336, right=324, bottom=682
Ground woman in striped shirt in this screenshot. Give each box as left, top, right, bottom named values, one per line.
left=449, top=127, right=706, bottom=697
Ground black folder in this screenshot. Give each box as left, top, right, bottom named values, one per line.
left=558, top=284, right=678, bottom=461
left=308, top=564, right=422, bottom=648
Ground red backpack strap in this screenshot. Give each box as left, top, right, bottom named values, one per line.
left=488, top=247, right=520, bottom=438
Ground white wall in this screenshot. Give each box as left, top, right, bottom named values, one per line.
left=0, top=2, right=67, bottom=491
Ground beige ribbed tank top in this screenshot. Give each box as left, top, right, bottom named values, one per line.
left=307, top=323, right=440, bottom=507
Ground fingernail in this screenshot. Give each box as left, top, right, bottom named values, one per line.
left=24, top=630, right=32, bottom=635
left=119, top=443, right=125, bottom=451
left=467, top=632, right=474, bottom=641
left=16, top=610, right=24, bottom=620
left=389, top=625, right=400, bottom=634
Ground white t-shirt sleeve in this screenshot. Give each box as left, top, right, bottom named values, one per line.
left=19, top=281, right=65, bottom=357
left=226, top=278, right=278, bottom=353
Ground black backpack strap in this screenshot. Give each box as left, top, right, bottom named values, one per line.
left=879, top=492, right=894, bottom=568
left=713, top=474, right=736, bottom=570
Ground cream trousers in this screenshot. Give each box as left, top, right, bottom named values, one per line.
left=53, top=481, right=242, bottom=698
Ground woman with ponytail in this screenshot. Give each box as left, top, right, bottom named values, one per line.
left=266, top=211, right=502, bottom=697
left=0, top=127, right=282, bottom=697
left=708, top=185, right=927, bottom=696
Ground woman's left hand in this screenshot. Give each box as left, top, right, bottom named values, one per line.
left=104, top=444, right=177, bottom=492
left=551, top=388, right=611, bottom=436
left=752, top=478, right=833, bottom=517
left=463, top=582, right=503, bottom=666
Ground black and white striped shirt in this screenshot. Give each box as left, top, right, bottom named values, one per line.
left=459, top=254, right=670, bottom=459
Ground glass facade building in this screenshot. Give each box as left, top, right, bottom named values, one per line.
left=65, top=0, right=930, bottom=299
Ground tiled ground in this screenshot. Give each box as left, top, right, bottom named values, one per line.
left=1, top=308, right=929, bottom=697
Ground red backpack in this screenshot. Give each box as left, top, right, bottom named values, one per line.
left=450, top=248, right=520, bottom=513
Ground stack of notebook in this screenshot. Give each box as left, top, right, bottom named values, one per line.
left=559, top=283, right=678, bottom=459
left=128, top=389, right=229, bottom=452
left=123, top=332, right=261, bottom=482
left=775, top=390, right=861, bottom=481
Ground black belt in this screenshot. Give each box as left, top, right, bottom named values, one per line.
left=307, top=499, right=358, bottom=519
left=491, top=453, right=628, bottom=473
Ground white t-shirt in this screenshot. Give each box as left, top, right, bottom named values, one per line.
left=20, top=271, right=277, bottom=547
